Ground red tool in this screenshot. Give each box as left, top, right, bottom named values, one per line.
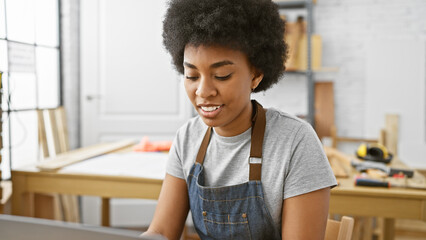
left=133, top=136, right=173, bottom=152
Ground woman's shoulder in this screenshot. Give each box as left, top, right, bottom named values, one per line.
left=175, top=115, right=208, bottom=142
left=265, top=108, right=322, bottom=151
left=265, top=107, right=312, bottom=133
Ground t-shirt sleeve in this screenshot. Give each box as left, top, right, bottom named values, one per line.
left=283, top=122, right=337, bottom=199
left=166, top=130, right=185, bottom=179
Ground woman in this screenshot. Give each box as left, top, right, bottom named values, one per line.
left=145, top=0, right=337, bottom=239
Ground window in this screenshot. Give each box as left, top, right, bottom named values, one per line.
left=0, top=0, right=61, bottom=179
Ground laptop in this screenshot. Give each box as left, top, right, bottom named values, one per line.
left=0, top=214, right=166, bottom=240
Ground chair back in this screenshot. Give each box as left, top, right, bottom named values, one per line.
left=325, top=216, right=354, bottom=240
left=38, top=106, right=70, bottom=159
left=37, top=107, right=79, bottom=223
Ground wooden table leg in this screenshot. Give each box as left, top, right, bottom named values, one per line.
left=101, top=197, right=110, bottom=227
left=11, top=174, right=33, bottom=217
left=383, top=218, right=395, bottom=240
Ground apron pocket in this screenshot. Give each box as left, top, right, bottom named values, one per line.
left=203, top=211, right=252, bottom=240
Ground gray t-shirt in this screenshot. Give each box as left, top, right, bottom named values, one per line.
left=166, top=107, right=337, bottom=232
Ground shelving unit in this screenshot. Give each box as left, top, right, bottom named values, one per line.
left=274, top=0, right=315, bottom=126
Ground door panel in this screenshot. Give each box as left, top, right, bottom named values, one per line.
left=80, top=0, right=192, bottom=226
left=81, top=0, right=191, bottom=145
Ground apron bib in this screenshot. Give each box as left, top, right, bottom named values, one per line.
left=186, top=100, right=281, bottom=240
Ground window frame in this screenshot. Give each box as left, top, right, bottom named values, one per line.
left=0, top=0, right=63, bottom=180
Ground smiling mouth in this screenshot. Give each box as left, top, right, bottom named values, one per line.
left=198, top=104, right=224, bottom=118
left=200, top=105, right=221, bottom=112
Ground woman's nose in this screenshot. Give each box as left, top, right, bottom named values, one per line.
left=195, top=77, right=217, bottom=98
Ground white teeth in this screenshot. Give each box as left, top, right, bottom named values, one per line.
left=201, top=106, right=221, bottom=112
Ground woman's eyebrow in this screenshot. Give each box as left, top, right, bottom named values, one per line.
left=184, top=62, right=197, bottom=69
left=183, top=60, right=234, bottom=70
left=210, top=60, right=234, bottom=69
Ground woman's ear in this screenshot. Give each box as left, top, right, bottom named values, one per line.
left=251, top=69, right=264, bottom=91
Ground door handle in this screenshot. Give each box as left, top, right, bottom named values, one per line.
left=86, top=95, right=101, bottom=101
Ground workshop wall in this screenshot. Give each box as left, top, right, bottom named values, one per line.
left=63, top=1, right=426, bottom=164
left=316, top=0, right=426, bottom=138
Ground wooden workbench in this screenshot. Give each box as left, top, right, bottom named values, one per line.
left=11, top=146, right=426, bottom=240
left=326, top=147, right=426, bottom=239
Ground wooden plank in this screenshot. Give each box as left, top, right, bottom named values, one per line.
left=329, top=156, right=348, bottom=178
left=324, top=146, right=352, bottom=167
left=314, top=82, right=335, bottom=141
left=297, top=34, right=322, bottom=71
left=330, top=125, right=338, bottom=148
left=379, top=129, right=386, bottom=146
left=283, top=16, right=304, bottom=71
left=36, top=140, right=135, bottom=171
left=48, top=109, right=61, bottom=155
left=385, top=114, right=399, bottom=155
left=37, top=110, right=49, bottom=159
left=55, top=107, right=70, bottom=153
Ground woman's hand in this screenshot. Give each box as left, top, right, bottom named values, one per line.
left=145, top=174, right=190, bottom=240
left=140, top=232, right=168, bottom=240
left=281, top=187, right=330, bottom=240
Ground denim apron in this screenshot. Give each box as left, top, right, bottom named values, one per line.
left=187, top=100, right=281, bottom=240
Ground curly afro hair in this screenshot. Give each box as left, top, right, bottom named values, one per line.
left=162, top=0, right=288, bottom=92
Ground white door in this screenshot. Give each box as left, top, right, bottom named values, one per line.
left=81, top=0, right=192, bottom=146
left=80, top=0, right=192, bottom=226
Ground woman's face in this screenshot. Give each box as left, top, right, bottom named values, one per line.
left=183, top=44, right=263, bottom=137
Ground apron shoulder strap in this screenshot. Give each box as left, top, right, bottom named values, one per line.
left=196, top=127, right=212, bottom=164
left=249, top=100, right=266, bottom=181
left=195, top=100, right=266, bottom=181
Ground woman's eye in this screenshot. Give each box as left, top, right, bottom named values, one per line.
left=215, top=73, right=232, bottom=80
left=185, top=76, right=199, bottom=80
